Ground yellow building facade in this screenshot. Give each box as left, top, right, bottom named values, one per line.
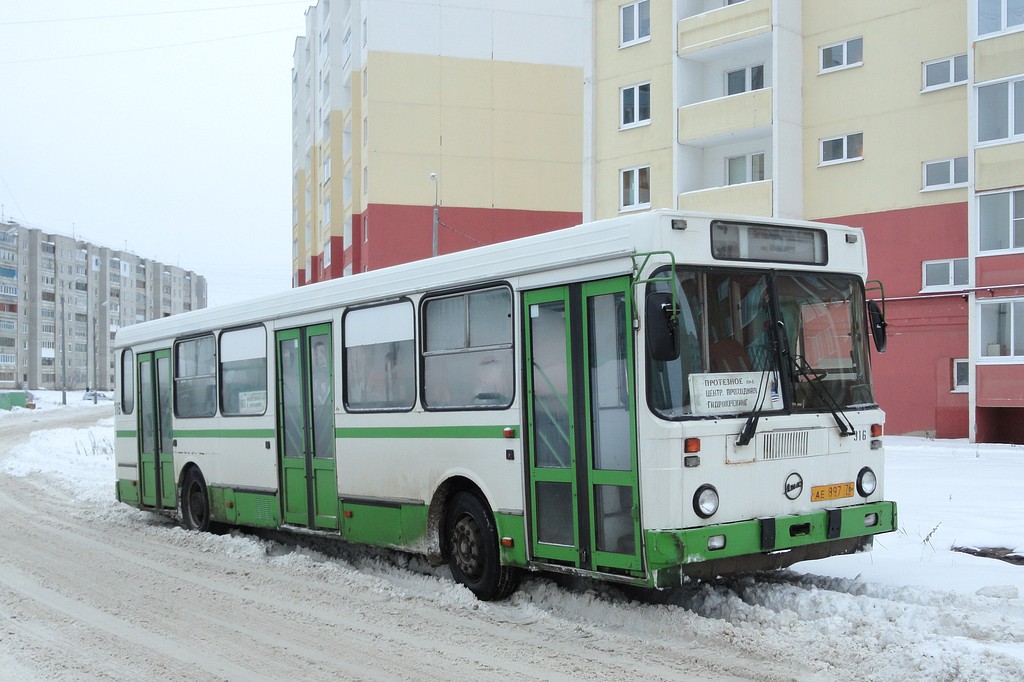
left=292, top=0, right=587, bottom=283
left=590, top=0, right=1023, bottom=442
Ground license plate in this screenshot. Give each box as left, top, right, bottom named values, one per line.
left=810, top=482, right=855, bottom=502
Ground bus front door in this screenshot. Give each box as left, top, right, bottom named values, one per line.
left=524, top=277, right=642, bottom=576
left=138, top=349, right=175, bottom=510
left=276, top=325, right=339, bottom=530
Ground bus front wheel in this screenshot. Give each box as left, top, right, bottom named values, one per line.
left=180, top=468, right=212, bottom=532
left=445, top=491, right=519, bottom=600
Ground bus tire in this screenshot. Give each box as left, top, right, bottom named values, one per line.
left=445, top=491, right=519, bottom=601
left=180, top=468, right=213, bottom=532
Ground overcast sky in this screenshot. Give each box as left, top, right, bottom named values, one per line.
left=0, top=0, right=311, bottom=306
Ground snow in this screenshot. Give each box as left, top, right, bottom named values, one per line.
left=2, top=390, right=1024, bottom=679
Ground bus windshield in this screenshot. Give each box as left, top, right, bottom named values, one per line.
left=647, top=268, right=875, bottom=419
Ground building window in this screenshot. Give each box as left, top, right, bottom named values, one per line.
left=323, top=240, right=331, bottom=269
left=820, top=133, right=863, bottom=165
left=979, top=189, right=1024, bottom=251
left=322, top=155, right=331, bottom=182
left=978, top=78, right=1024, bottom=143
left=726, top=152, right=765, bottom=185
left=820, top=37, right=863, bottom=72
left=923, top=55, right=967, bottom=91
left=620, top=166, right=651, bottom=210
left=980, top=300, right=1024, bottom=357
left=620, top=82, right=650, bottom=128
left=323, top=197, right=331, bottom=225
left=620, top=0, right=650, bottom=47
left=978, top=0, right=1024, bottom=35
left=923, top=156, right=968, bottom=189
left=726, top=64, right=764, bottom=95
left=952, top=359, right=969, bottom=392
left=922, top=258, right=969, bottom=290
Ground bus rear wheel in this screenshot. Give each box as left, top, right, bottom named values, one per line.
left=180, top=468, right=213, bottom=532
left=445, top=491, right=519, bottom=600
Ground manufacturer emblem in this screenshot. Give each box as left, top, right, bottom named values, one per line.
left=784, top=472, right=803, bottom=500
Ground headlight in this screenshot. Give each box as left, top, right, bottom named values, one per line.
left=693, top=485, right=719, bottom=518
left=857, top=467, right=877, bottom=497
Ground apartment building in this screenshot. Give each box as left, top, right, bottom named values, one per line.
left=291, top=0, right=588, bottom=284
left=0, top=219, right=207, bottom=391
left=591, top=0, right=1023, bottom=442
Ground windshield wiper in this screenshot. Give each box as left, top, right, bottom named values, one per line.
left=792, top=355, right=855, bottom=436
left=735, top=374, right=766, bottom=447
left=736, top=326, right=784, bottom=447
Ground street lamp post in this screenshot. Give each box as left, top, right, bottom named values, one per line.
left=429, top=172, right=439, bottom=258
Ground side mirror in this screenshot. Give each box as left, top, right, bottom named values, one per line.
left=867, top=300, right=887, bottom=353
left=646, top=292, right=679, bottom=361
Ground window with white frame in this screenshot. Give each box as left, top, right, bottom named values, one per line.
left=620, top=166, right=650, bottom=210
left=620, top=1, right=650, bottom=47
left=979, top=189, right=1024, bottom=251
left=923, top=55, right=967, bottom=91
left=620, top=82, right=650, bottom=128
left=820, top=132, right=863, bottom=165
left=922, top=257, right=969, bottom=290
left=978, top=0, right=1024, bottom=35
left=323, top=240, right=331, bottom=268
left=322, top=155, right=331, bottom=183
left=978, top=77, right=1024, bottom=143
left=820, top=37, right=863, bottom=72
left=726, top=64, right=764, bottom=96
left=980, top=299, right=1024, bottom=357
left=726, top=152, right=765, bottom=185
left=923, top=156, right=968, bottom=189
left=952, top=358, right=969, bottom=391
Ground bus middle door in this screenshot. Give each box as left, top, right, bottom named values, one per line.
left=276, top=325, right=339, bottom=530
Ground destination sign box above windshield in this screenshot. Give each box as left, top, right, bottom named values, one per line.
left=711, top=221, right=828, bottom=265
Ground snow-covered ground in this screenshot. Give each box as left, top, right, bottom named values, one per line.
left=2, top=391, right=1023, bottom=680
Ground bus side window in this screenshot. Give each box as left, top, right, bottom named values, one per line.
left=220, top=326, right=268, bottom=416
left=121, top=349, right=135, bottom=414
left=175, top=335, right=217, bottom=418
left=422, top=287, right=513, bottom=410
left=344, top=301, right=415, bottom=411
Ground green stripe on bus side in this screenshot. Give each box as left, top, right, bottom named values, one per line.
left=116, top=430, right=137, bottom=439
left=173, top=429, right=277, bottom=439
left=335, top=425, right=513, bottom=439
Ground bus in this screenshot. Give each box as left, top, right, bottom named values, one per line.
left=113, top=210, right=896, bottom=600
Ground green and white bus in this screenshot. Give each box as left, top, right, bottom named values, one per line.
left=114, top=210, right=896, bottom=599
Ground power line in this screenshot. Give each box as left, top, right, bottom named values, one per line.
left=0, top=26, right=302, bottom=65
left=0, top=1, right=310, bottom=26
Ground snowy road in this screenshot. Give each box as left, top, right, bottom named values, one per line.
left=1, top=405, right=1022, bottom=681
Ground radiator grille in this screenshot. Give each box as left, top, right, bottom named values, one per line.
left=759, top=429, right=828, bottom=460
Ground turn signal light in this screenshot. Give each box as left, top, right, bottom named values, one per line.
left=684, top=437, right=701, bottom=453
left=501, top=537, right=514, bottom=548
left=871, top=423, right=883, bottom=437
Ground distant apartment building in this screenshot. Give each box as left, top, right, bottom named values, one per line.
left=0, top=219, right=207, bottom=391
left=290, top=0, right=587, bottom=284
left=589, top=0, right=1023, bottom=443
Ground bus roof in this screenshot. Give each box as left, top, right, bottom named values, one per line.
left=114, top=210, right=865, bottom=349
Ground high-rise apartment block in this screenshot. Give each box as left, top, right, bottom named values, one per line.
left=0, top=220, right=207, bottom=391
left=291, top=0, right=587, bottom=283
left=292, top=0, right=1024, bottom=442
